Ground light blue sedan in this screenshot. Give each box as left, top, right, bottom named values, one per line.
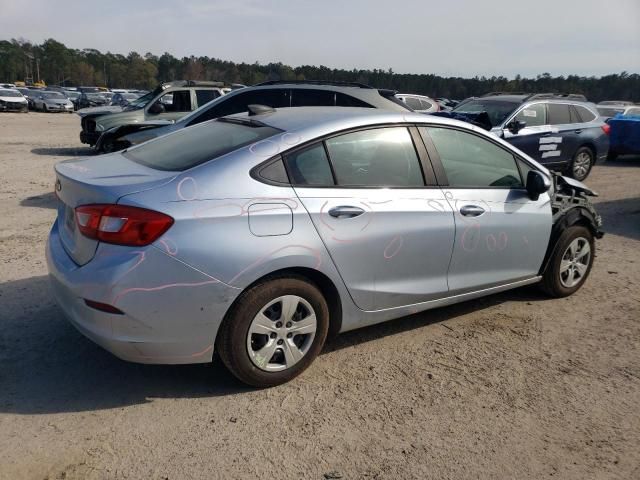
left=47, top=107, right=603, bottom=386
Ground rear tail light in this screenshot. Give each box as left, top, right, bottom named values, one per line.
left=75, top=204, right=173, bottom=246
left=601, top=124, right=611, bottom=135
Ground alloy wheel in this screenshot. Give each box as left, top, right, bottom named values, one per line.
left=247, top=295, right=317, bottom=372
left=573, top=151, right=592, bottom=180
left=559, top=237, right=591, bottom=288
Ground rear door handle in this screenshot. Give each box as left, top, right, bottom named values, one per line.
left=460, top=205, right=485, bottom=217
left=328, top=206, right=365, bottom=219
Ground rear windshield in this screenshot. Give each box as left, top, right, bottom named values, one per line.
left=123, top=119, right=282, bottom=171
left=453, top=99, right=519, bottom=127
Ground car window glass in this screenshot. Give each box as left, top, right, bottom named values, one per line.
left=547, top=103, right=572, bottom=125
left=124, top=119, right=281, bottom=171
left=258, top=158, right=289, bottom=184
left=325, top=127, right=424, bottom=187
left=514, top=103, right=547, bottom=127
left=574, top=105, right=596, bottom=122
left=195, top=89, right=220, bottom=107
left=284, top=144, right=334, bottom=186
left=419, top=99, right=433, bottom=110
left=291, top=89, right=335, bottom=107
left=626, top=107, right=640, bottom=116
left=187, top=89, right=290, bottom=126
left=423, top=127, right=522, bottom=188
left=335, top=93, right=373, bottom=108
left=404, top=97, right=423, bottom=110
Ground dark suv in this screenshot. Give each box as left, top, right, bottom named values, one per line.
left=94, top=81, right=411, bottom=153
left=446, top=93, right=610, bottom=180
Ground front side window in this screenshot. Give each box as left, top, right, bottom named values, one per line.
left=547, top=103, right=572, bottom=125
left=167, top=90, right=192, bottom=112
left=514, top=103, right=547, bottom=127
left=325, top=127, right=424, bottom=187
left=123, top=119, right=281, bottom=171
left=423, top=127, right=522, bottom=188
left=285, top=143, right=334, bottom=186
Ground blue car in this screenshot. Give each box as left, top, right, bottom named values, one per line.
left=445, top=93, right=610, bottom=181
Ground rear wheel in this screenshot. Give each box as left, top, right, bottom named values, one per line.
left=541, top=225, right=594, bottom=297
left=568, top=146, right=594, bottom=181
left=216, top=276, right=329, bottom=387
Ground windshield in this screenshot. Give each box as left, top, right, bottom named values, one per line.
left=0, top=89, right=22, bottom=97
left=125, top=90, right=156, bottom=110
left=42, top=92, right=66, bottom=99
left=66, top=91, right=80, bottom=98
left=453, top=99, right=519, bottom=128
left=123, top=118, right=282, bottom=171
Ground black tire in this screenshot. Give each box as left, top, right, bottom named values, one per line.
left=42, top=104, right=47, bottom=112
left=216, top=276, right=329, bottom=387
left=541, top=225, right=595, bottom=298
left=567, top=146, right=594, bottom=181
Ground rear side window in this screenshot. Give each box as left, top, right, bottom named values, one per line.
left=423, top=127, right=522, bottom=188
left=195, top=89, right=220, bottom=107
left=335, top=93, right=373, bottom=108
left=284, top=144, right=334, bottom=186
left=420, top=99, right=433, bottom=110
left=291, top=89, right=335, bottom=107
left=124, top=119, right=281, bottom=171
left=514, top=103, right=547, bottom=127
left=573, top=105, right=597, bottom=122
left=325, top=127, right=424, bottom=187
left=547, top=104, right=572, bottom=125
left=404, top=97, right=423, bottom=110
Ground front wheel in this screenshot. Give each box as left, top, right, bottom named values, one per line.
left=541, top=225, right=595, bottom=298
left=568, top=147, right=594, bottom=181
left=216, top=276, right=329, bottom=387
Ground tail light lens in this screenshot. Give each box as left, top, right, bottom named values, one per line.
left=75, top=204, right=173, bottom=246
left=601, top=124, right=611, bottom=135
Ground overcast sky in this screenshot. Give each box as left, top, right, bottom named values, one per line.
left=2, top=0, right=638, bottom=78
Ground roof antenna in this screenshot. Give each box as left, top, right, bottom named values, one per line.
left=248, top=104, right=276, bottom=116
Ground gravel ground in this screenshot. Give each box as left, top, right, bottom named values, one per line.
left=1, top=112, right=639, bottom=480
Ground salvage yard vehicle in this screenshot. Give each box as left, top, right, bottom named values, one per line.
left=93, top=80, right=411, bottom=152
left=445, top=93, right=610, bottom=181
left=80, top=80, right=227, bottom=147
left=396, top=93, right=440, bottom=113
left=47, top=106, right=603, bottom=387
left=0, top=88, right=29, bottom=112
left=32, top=91, right=74, bottom=112
left=606, top=112, right=640, bottom=161
left=76, top=92, right=110, bottom=110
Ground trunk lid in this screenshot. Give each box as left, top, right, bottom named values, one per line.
left=54, top=153, right=177, bottom=265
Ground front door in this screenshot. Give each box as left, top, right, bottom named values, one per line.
left=420, top=125, right=552, bottom=294
left=286, top=127, right=456, bottom=311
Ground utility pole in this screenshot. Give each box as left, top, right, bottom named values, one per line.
left=36, top=58, right=40, bottom=83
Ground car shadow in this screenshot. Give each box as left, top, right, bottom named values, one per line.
left=0, top=274, right=550, bottom=415
left=598, top=154, right=640, bottom=167
left=592, top=195, right=640, bottom=241
left=20, top=192, right=57, bottom=210
left=30, top=146, right=95, bottom=157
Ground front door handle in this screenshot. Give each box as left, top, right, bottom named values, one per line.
left=328, top=206, right=365, bottom=219
left=574, top=129, right=583, bottom=134
left=460, top=205, right=485, bottom=217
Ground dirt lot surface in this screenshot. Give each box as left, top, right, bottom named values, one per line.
left=1, top=112, right=639, bottom=480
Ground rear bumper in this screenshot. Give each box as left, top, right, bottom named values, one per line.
left=80, top=131, right=100, bottom=145
left=46, top=219, right=241, bottom=364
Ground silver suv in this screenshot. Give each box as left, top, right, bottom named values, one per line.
left=79, top=81, right=228, bottom=146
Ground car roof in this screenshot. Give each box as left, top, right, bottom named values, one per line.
left=227, top=106, right=473, bottom=134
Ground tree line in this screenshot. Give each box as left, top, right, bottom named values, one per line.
left=1, top=38, right=638, bottom=102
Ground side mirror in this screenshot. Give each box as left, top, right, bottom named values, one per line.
left=526, top=170, right=550, bottom=201
left=148, top=102, right=165, bottom=115
left=507, top=119, right=526, bottom=134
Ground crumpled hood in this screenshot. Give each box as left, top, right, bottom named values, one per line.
left=556, top=174, right=598, bottom=197
left=95, top=110, right=144, bottom=130
left=76, top=105, right=123, bottom=117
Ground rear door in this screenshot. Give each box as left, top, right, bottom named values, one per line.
left=287, top=126, right=455, bottom=311
left=545, top=103, right=580, bottom=166
left=420, top=126, right=551, bottom=294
